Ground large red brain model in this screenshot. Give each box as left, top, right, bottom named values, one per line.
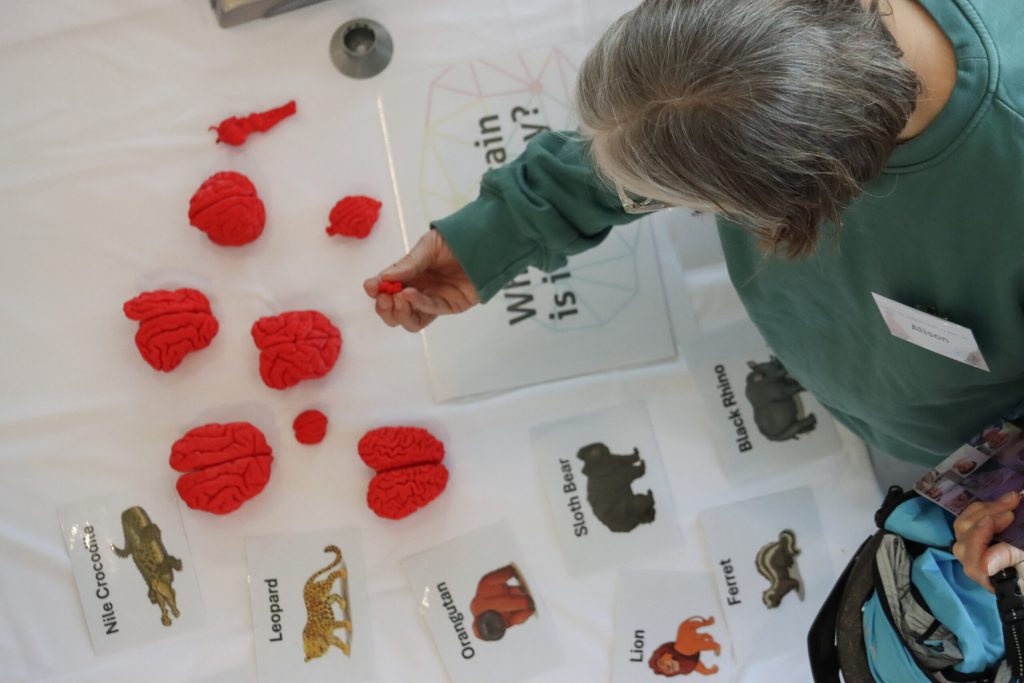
left=358, top=427, right=449, bottom=519
left=250, top=310, right=342, bottom=390
left=123, top=288, right=219, bottom=372
left=170, top=422, right=273, bottom=514
left=188, top=171, right=266, bottom=246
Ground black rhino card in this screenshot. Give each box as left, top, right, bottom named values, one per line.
left=683, top=320, right=841, bottom=482
left=697, top=487, right=833, bottom=662
left=57, top=483, right=204, bottom=654
left=530, top=400, right=682, bottom=574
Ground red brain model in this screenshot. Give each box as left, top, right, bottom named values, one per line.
left=251, top=310, right=342, bottom=390
left=378, top=281, right=404, bottom=295
left=293, top=410, right=328, bottom=445
left=123, top=288, right=219, bottom=372
left=170, top=422, right=273, bottom=514
left=326, top=195, right=382, bottom=239
left=188, top=171, right=266, bottom=246
left=358, top=427, right=448, bottom=520
left=209, top=100, right=297, bottom=147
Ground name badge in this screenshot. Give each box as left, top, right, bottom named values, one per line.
left=872, top=293, right=989, bottom=371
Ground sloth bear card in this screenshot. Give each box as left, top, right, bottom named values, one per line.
left=530, top=400, right=682, bottom=574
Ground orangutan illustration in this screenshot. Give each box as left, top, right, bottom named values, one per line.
left=470, top=564, right=536, bottom=642
left=649, top=615, right=722, bottom=676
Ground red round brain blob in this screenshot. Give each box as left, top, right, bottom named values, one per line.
left=358, top=426, right=448, bottom=519
left=378, top=281, right=404, bottom=295
left=123, top=288, right=219, bottom=372
left=170, top=422, right=273, bottom=514
left=326, top=195, right=382, bottom=239
left=293, top=409, right=328, bottom=445
left=188, top=171, right=266, bottom=246
left=250, top=310, right=342, bottom=390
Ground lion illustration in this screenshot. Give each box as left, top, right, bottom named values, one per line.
left=649, top=615, right=722, bottom=676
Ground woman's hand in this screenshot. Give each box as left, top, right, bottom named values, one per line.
left=952, top=491, right=1024, bottom=591
left=363, top=229, right=479, bottom=332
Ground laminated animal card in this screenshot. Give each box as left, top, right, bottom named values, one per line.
left=530, top=400, right=683, bottom=574
left=401, top=522, right=563, bottom=683
left=57, top=483, right=204, bottom=654
left=697, top=487, right=833, bottom=662
left=612, top=570, right=735, bottom=682
left=245, top=527, right=373, bottom=683
left=683, top=320, right=841, bottom=482
left=378, top=45, right=676, bottom=401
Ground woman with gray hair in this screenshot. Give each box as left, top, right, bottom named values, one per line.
left=364, top=0, right=1024, bottom=589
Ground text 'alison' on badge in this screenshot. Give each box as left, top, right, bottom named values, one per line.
left=530, top=399, right=682, bottom=575
left=697, top=487, right=833, bottom=663
left=682, top=319, right=841, bottom=483
left=401, top=521, right=563, bottom=683
left=245, top=527, right=373, bottom=683
left=612, top=570, right=735, bottom=683
left=57, top=482, right=205, bottom=655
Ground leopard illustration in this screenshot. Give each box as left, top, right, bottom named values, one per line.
left=111, top=506, right=182, bottom=626
left=302, top=544, right=352, bottom=661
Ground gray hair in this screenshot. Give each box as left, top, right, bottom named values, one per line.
left=577, top=0, right=920, bottom=256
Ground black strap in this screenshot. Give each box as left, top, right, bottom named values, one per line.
left=993, top=567, right=1024, bottom=682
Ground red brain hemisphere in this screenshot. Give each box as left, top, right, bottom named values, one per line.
left=123, top=288, right=219, bottom=372
left=358, top=427, right=448, bottom=519
left=170, top=422, right=273, bottom=514
left=251, top=310, right=341, bottom=389
left=188, top=171, right=266, bottom=246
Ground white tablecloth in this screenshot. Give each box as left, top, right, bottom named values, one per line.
left=0, top=2, right=883, bottom=681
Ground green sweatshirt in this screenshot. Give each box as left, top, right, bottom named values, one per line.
left=434, top=0, right=1024, bottom=465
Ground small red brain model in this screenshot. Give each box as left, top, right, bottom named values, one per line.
left=326, top=195, right=382, bottom=239
left=123, top=288, right=219, bottom=372
left=251, top=310, right=342, bottom=390
left=170, top=422, right=273, bottom=514
left=209, top=100, right=297, bottom=147
left=378, top=280, right=404, bottom=295
left=293, top=409, right=328, bottom=445
left=358, top=426, right=449, bottom=520
left=188, top=171, right=266, bottom=246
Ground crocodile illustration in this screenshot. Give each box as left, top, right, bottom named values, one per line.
left=111, top=506, right=183, bottom=626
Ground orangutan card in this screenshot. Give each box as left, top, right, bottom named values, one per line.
left=245, top=527, right=373, bottom=683
left=612, top=570, right=734, bottom=682
left=530, top=400, right=683, bottom=574
left=697, top=487, right=833, bottom=662
left=682, top=320, right=841, bottom=483
left=400, top=522, right=563, bottom=683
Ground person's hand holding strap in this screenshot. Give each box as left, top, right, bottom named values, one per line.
left=952, top=491, right=1024, bottom=591
left=363, top=229, right=479, bottom=332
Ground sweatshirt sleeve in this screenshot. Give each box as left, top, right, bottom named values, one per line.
left=432, top=130, right=644, bottom=303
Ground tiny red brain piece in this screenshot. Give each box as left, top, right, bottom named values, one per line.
left=293, top=410, right=328, bottom=445
left=367, top=464, right=449, bottom=520
left=123, top=288, right=219, bottom=372
left=170, top=422, right=273, bottom=514
left=358, top=426, right=445, bottom=471
left=378, top=281, right=404, bottom=295
left=250, top=310, right=342, bottom=390
left=188, top=171, right=266, bottom=246
left=326, top=195, right=382, bottom=239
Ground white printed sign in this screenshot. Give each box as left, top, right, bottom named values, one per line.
left=58, top=483, right=204, bottom=654
left=530, top=400, right=682, bottom=574
left=612, top=571, right=735, bottom=682
left=245, top=527, right=373, bottom=683
left=401, top=522, right=563, bottom=683
left=684, top=320, right=841, bottom=482
left=698, top=487, right=833, bottom=662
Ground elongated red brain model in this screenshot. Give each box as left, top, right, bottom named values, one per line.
left=170, top=422, right=273, bottom=514
left=188, top=171, right=266, bottom=246
left=358, top=426, right=448, bottom=519
left=123, top=288, right=219, bottom=372
left=251, top=310, right=342, bottom=390
left=326, top=195, right=382, bottom=239
left=209, top=100, right=297, bottom=146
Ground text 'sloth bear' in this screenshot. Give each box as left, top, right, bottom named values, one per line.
left=744, top=357, right=817, bottom=441
left=755, top=529, right=805, bottom=609
left=302, top=545, right=352, bottom=662
left=577, top=442, right=656, bottom=532
left=111, top=506, right=183, bottom=626
left=649, top=615, right=722, bottom=677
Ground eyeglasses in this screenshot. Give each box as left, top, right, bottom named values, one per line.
left=615, top=182, right=672, bottom=214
